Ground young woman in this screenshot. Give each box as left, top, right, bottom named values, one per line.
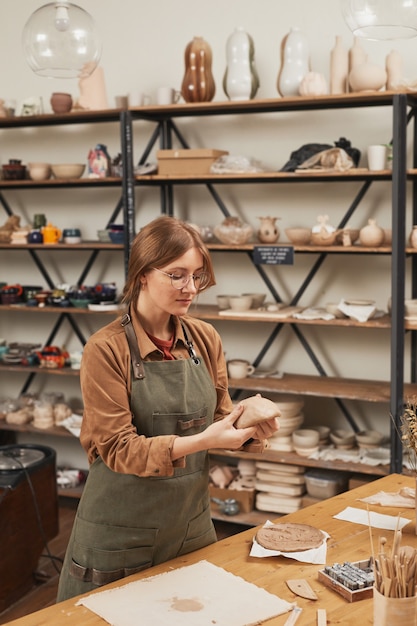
left=57, top=215, right=279, bottom=601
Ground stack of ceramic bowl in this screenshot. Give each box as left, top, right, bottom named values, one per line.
left=255, top=461, right=306, bottom=514
left=292, top=428, right=320, bottom=457
left=355, top=429, right=386, bottom=451
left=267, top=394, right=304, bottom=451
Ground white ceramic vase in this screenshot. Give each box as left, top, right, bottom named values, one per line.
left=223, top=27, right=259, bottom=101
left=277, top=27, right=309, bottom=97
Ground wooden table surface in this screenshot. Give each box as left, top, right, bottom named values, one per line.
left=5, top=473, right=416, bottom=626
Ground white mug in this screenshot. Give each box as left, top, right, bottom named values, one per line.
left=128, top=92, right=151, bottom=107
left=367, top=145, right=387, bottom=171
left=156, top=87, right=181, bottom=105
left=227, top=359, right=255, bottom=379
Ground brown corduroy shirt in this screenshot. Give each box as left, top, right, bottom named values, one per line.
left=79, top=307, right=233, bottom=478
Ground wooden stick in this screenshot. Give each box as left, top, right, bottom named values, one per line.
left=317, top=608, right=327, bottom=626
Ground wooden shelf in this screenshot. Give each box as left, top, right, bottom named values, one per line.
left=0, top=241, right=123, bottom=250
left=0, top=364, right=80, bottom=376
left=0, top=304, right=123, bottom=314
left=210, top=505, right=271, bottom=527
left=227, top=371, right=417, bottom=403
left=209, top=447, right=393, bottom=477
left=0, top=420, right=73, bottom=437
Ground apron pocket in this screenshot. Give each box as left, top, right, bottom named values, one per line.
left=178, top=504, right=216, bottom=555
left=71, top=516, right=158, bottom=576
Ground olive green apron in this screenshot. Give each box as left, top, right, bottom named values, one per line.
left=57, top=315, right=217, bottom=602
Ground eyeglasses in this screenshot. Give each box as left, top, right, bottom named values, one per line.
left=152, top=267, right=210, bottom=291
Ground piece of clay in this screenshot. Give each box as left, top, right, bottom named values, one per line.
left=235, top=395, right=280, bottom=429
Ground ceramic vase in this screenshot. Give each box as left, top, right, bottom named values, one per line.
left=348, top=37, right=367, bottom=73
left=359, top=219, right=385, bottom=247
left=181, top=36, right=216, bottom=103
left=257, top=216, right=280, bottom=243
left=78, top=66, right=108, bottom=110
left=409, top=226, right=417, bottom=249
left=330, top=36, right=348, bottom=94
left=223, top=27, right=259, bottom=101
left=277, top=27, right=309, bottom=97
left=349, top=63, right=387, bottom=92
left=386, top=49, right=404, bottom=90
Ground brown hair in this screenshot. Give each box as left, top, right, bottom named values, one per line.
left=122, top=216, right=216, bottom=306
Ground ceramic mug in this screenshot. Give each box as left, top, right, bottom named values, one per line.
left=28, top=229, right=43, bottom=244
left=43, top=224, right=62, bottom=245
left=156, top=87, right=181, bottom=105
left=227, top=359, right=255, bottom=379
left=367, top=145, right=387, bottom=171
left=33, top=213, right=47, bottom=229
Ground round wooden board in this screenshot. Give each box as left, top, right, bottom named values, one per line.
left=255, top=522, right=324, bottom=552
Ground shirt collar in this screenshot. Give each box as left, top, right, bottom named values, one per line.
left=129, top=308, right=187, bottom=358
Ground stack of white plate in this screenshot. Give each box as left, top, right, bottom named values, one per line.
left=267, top=394, right=304, bottom=451
left=255, top=461, right=306, bottom=514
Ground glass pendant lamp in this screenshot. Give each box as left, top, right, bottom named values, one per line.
left=22, top=1, right=102, bottom=78
left=341, top=0, right=417, bottom=39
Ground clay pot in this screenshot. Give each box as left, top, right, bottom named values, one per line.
left=257, top=216, right=280, bottom=243
left=359, top=219, right=385, bottom=247
left=50, top=93, right=73, bottom=114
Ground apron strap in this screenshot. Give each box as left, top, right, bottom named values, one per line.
left=120, top=313, right=201, bottom=379
left=120, top=313, right=145, bottom=380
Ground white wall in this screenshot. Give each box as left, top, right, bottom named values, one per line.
left=1, top=0, right=416, bottom=468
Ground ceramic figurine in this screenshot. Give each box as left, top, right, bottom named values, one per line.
left=277, top=27, right=309, bottom=97
left=223, top=27, right=259, bottom=101
left=181, top=37, right=216, bottom=103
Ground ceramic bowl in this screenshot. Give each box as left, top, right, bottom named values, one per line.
left=97, top=229, right=111, bottom=243
left=242, top=293, right=267, bottom=308
left=28, top=162, right=51, bottom=181
left=274, top=394, right=304, bottom=418
left=214, top=222, right=253, bottom=245
left=325, top=302, right=347, bottom=318
left=228, top=295, right=253, bottom=311
left=51, top=163, right=85, bottom=179
left=109, top=231, right=125, bottom=244
left=274, top=415, right=304, bottom=437
left=310, top=230, right=339, bottom=246
left=292, top=428, right=320, bottom=449
left=285, top=228, right=312, bottom=245
left=311, top=425, right=331, bottom=444
left=355, top=430, right=386, bottom=447
left=330, top=429, right=356, bottom=449
left=69, top=298, right=91, bottom=309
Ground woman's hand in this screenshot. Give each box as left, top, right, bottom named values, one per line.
left=202, top=404, right=258, bottom=450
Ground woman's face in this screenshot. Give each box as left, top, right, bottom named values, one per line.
left=140, top=247, right=205, bottom=317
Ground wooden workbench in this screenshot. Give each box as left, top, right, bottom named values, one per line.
left=5, top=474, right=416, bottom=626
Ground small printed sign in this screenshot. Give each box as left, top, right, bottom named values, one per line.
left=252, top=245, right=294, bottom=265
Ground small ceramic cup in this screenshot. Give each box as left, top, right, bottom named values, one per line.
left=367, top=145, right=387, bottom=171
left=63, top=228, right=82, bottom=244
left=216, top=295, right=230, bottom=310
left=156, top=87, right=181, bottom=105
left=227, top=359, right=255, bottom=379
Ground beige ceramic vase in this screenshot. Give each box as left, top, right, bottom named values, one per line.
left=257, top=216, right=280, bottom=243
left=359, top=219, right=385, bottom=247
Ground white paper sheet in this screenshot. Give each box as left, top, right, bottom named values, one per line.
left=249, top=520, right=329, bottom=564
left=334, top=506, right=411, bottom=530
left=76, top=560, right=293, bottom=626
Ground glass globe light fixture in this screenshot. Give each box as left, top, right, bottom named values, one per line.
left=22, top=1, right=102, bottom=78
left=341, top=0, right=417, bottom=40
